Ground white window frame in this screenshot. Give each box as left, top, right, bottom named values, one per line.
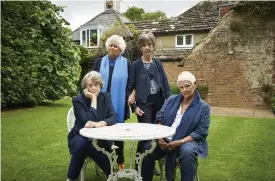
left=80, top=29, right=101, bottom=48
left=175, top=34, right=194, bottom=49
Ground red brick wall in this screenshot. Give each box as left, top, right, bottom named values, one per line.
left=162, top=13, right=275, bottom=108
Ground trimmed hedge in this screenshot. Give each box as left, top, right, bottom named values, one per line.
left=170, top=84, right=209, bottom=100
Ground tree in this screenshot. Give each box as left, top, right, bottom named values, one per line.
left=1, top=1, right=81, bottom=108
left=143, top=11, right=167, bottom=21
left=123, top=6, right=167, bottom=21
left=123, top=6, right=145, bottom=21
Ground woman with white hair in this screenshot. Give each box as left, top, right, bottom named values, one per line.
left=141, top=71, right=211, bottom=181
left=93, top=35, right=135, bottom=170
left=66, top=71, right=117, bottom=181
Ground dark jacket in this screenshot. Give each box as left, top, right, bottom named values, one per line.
left=127, top=58, right=171, bottom=111
left=93, top=58, right=130, bottom=120
left=68, top=92, right=117, bottom=141
left=156, top=91, right=210, bottom=180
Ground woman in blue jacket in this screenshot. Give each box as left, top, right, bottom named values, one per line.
left=141, top=71, right=211, bottom=181
left=66, top=71, right=117, bottom=181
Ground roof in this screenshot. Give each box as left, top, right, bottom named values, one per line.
left=72, top=10, right=130, bottom=41
left=126, top=1, right=231, bottom=35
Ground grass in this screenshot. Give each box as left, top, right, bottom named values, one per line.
left=2, top=99, right=275, bottom=181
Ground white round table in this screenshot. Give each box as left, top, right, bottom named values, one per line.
left=80, top=123, right=175, bottom=141
left=80, top=123, right=175, bottom=181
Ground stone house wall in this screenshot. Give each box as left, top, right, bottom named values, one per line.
left=162, top=12, right=275, bottom=108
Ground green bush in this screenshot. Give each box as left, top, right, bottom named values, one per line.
left=262, top=84, right=274, bottom=105
left=271, top=95, right=275, bottom=114
left=170, top=84, right=181, bottom=95
left=1, top=1, right=81, bottom=108
left=169, top=84, right=209, bottom=100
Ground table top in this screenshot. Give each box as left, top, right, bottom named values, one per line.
left=80, top=123, right=175, bottom=141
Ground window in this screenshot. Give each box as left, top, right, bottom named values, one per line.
left=175, top=34, right=194, bottom=48
left=81, top=29, right=99, bottom=47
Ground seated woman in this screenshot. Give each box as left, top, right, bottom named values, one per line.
left=66, top=71, right=117, bottom=181
left=141, top=71, right=210, bottom=181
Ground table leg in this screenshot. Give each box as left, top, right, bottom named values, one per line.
left=92, top=139, right=118, bottom=181
left=135, top=140, right=157, bottom=181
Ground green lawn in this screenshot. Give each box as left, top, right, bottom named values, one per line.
left=2, top=99, right=275, bottom=181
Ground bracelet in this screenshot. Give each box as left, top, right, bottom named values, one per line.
left=180, top=139, right=185, bottom=144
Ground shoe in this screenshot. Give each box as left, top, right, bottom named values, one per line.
left=119, top=163, right=125, bottom=171
left=153, top=168, right=161, bottom=176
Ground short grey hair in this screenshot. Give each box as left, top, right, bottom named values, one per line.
left=137, top=32, right=156, bottom=49
left=177, top=71, right=196, bottom=86
left=81, top=71, right=104, bottom=89
left=105, top=35, right=126, bottom=54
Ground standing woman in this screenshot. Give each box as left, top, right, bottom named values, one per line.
left=93, top=35, right=135, bottom=170
left=127, top=32, right=171, bottom=155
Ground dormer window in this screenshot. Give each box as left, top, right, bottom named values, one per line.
left=80, top=29, right=101, bottom=48
left=175, top=34, right=194, bottom=48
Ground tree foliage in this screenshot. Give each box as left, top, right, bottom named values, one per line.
left=233, top=1, right=275, bottom=20
left=1, top=1, right=81, bottom=108
left=123, top=6, right=167, bottom=21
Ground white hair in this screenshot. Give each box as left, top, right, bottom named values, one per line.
left=81, top=71, right=104, bottom=89
left=177, top=71, right=196, bottom=86
left=105, top=35, right=126, bottom=54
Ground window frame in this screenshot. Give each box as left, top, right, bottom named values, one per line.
left=175, top=34, right=194, bottom=49
left=80, top=29, right=101, bottom=48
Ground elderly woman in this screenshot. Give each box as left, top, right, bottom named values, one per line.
left=66, top=71, right=117, bottom=181
left=93, top=34, right=134, bottom=170
left=141, top=71, right=210, bottom=181
left=127, top=32, right=171, bottom=175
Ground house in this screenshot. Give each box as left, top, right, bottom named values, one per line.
left=127, top=1, right=233, bottom=62
left=175, top=8, right=275, bottom=109
left=71, top=0, right=131, bottom=49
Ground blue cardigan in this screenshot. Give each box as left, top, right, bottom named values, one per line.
left=156, top=91, right=210, bottom=180
left=127, top=58, right=171, bottom=111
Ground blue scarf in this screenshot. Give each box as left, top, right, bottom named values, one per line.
left=161, top=90, right=207, bottom=180
left=100, top=55, right=128, bottom=123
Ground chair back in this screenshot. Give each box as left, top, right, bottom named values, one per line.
left=67, top=107, right=75, bottom=132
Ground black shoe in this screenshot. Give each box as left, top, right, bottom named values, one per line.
left=153, top=168, right=161, bottom=176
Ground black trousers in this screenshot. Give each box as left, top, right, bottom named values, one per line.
left=114, top=141, right=124, bottom=164
left=67, top=134, right=112, bottom=180
left=136, top=93, right=164, bottom=154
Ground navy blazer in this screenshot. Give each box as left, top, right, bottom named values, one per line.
left=127, top=58, right=171, bottom=111
left=68, top=92, right=117, bottom=139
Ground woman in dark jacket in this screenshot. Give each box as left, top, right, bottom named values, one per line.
left=66, top=71, right=117, bottom=181
left=127, top=32, right=171, bottom=174
left=93, top=35, right=135, bottom=170
left=141, top=71, right=211, bottom=181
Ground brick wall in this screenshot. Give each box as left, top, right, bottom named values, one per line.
left=163, top=12, right=275, bottom=108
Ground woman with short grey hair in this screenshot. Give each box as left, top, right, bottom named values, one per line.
left=93, top=34, right=135, bottom=170
left=66, top=71, right=117, bottom=181
left=127, top=32, right=171, bottom=175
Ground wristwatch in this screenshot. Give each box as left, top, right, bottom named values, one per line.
left=180, top=139, right=185, bottom=144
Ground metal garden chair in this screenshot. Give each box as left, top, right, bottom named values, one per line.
left=158, top=156, right=200, bottom=181
left=67, top=107, right=101, bottom=181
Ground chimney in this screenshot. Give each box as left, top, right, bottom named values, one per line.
left=219, top=3, right=234, bottom=19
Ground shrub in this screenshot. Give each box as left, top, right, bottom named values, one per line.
left=262, top=84, right=274, bottom=105
left=271, top=95, right=275, bottom=115
left=1, top=1, right=81, bottom=108
left=169, top=84, right=209, bottom=100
